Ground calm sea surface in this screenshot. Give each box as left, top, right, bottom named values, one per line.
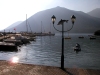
left=0, top=33, right=100, bottom=69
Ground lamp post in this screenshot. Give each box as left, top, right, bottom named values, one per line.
left=51, top=15, right=76, bottom=70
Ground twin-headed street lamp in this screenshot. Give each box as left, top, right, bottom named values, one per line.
left=51, top=15, right=76, bottom=70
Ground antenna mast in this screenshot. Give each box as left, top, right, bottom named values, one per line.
left=26, top=14, right=28, bottom=33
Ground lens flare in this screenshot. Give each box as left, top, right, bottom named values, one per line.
left=11, top=57, right=19, bottom=63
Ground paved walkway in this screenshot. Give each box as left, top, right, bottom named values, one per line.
left=0, top=60, right=100, bottom=75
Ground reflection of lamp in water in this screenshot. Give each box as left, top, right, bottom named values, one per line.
left=11, top=56, right=19, bottom=63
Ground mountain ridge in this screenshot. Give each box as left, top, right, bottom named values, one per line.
left=3, top=6, right=100, bottom=33
left=87, top=8, right=100, bottom=18
left=5, top=21, right=22, bottom=29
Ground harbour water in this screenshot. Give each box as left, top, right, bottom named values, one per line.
left=0, top=33, right=100, bottom=70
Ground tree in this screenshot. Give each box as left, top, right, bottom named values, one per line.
left=94, top=30, right=100, bottom=36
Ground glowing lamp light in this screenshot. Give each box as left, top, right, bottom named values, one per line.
left=51, top=15, right=56, bottom=24
left=11, top=57, right=19, bottom=63
left=71, top=15, right=76, bottom=24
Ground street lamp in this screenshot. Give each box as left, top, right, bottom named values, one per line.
left=71, top=15, right=76, bottom=24
left=51, top=15, right=76, bottom=70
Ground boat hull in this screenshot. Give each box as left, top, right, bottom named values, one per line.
left=74, top=48, right=81, bottom=51
left=0, top=42, right=18, bottom=51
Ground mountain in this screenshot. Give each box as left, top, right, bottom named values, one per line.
left=3, top=21, right=22, bottom=31
left=87, top=8, right=100, bottom=18
left=4, top=6, right=100, bottom=33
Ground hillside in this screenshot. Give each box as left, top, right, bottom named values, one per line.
left=4, top=6, right=100, bottom=33
left=3, top=21, right=22, bottom=32
left=87, top=8, right=100, bottom=18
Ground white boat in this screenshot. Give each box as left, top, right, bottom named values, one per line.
left=90, top=36, right=96, bottom=39
left=74, top=43, right=81, bottom=51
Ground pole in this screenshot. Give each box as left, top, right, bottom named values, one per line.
left=41, top=21, right=42, bottom=33
left=15, top=29, right=16, bottom=33
left=4, top=29, right=5, bottom=39
left=26, top=14, right=28, bottom=33
left=61, top=22, right=64, bottom=70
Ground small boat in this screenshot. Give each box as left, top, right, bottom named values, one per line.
left=90, top=36, right=96, bottom=39
left=78, top=36, right=84, bottom=38
left=74, top=43, right=81, bottom=51
left=45, top=32, right=55, bottom=36
left=0, top=42, right=18, bottom=51
left=64, top=37, right=71, bottom=39
left=4, top=39, right=23, bottom=46
left=65, top=31, right=71, bottom=39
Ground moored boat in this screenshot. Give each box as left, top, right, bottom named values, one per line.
left=64, top=37, right=71, bottom=39
left=0, top=42, right=18, bottom=51
left=4, top=39, right=23, bottom=46
left=74, top=43, right=81, bottom=51
left=78, top=36, right=84, bottom=38
left=90, top=36, right=96, bottom=39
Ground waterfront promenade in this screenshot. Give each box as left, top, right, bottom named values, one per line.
left=0, top=60, right=99, bottom=75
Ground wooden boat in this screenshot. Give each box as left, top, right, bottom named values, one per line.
left=78, top=36, right=84, bottom=38
left=65, top=30, right=71, bottom=39
left=0, top=42, right=18, bottom=51
left=64, top=37, right=71, bottom=39
left=4, top=39, right=23, bottom=46
left=45, top=32, right=55, bottom=36
left=4, top=33, right=30, bottom=45
left=15, top=35, right=30, bottom=44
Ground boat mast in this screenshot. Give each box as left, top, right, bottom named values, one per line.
left=68, top=31, right=69, bottom=37
left=42, top=21, right=45, bottom=33
left=26, top=14, right=28, bottom=33
left=41, top=21, right=42, bottom=33
left=27, top=20, right=32, bottom=33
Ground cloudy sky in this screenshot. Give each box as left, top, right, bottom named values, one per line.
left=0, top=0, right=100, bottom=30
